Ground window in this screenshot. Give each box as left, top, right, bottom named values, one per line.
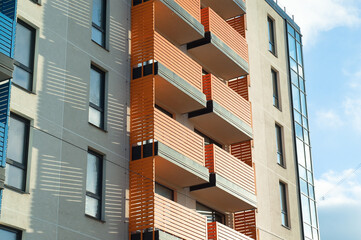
left=89, top=65, right=105, bottom=128
left=272, top=69, right=279, bottom=108
left=0, top=225, right=22, bottom=240
left=5, top=114, right=29, bottom=191
left=194, top=129, right=222, bottom=148
left=196, top=202, right=225, bottom=224
left=275, top=124, right=284, bottom=166
left=268, top=17, right=276, bottom=54
left=92, top=0, right=106, bottom=46
left=155, top=104, right=173, bottom=118
left=155, top=182, right=174, bottom=200
left=13, top=20, right=36, bottom=91
left=279, top=182, right=289, bottom=227
left=85, top=151, right=103, bottom=219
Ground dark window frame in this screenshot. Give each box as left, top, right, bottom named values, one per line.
left=268, top=17, right=276, bottom=55
left=196, top=202, right=225, bottom=224
left=0, top=225, right=22, bottom=240
left=13, top=19, right=36, bottom=92
left=275, top=124, right=284, bottom=167
left=155, top=182, right=174, bottom=201
left=279, top=181, right=289, bottom=228
left=85, top=150, right=104, bottom=220
left=194, top=129, right=222, bottom=148
left=5, top=113, right=30, bottom=192
left=272, top=68, right=280, bottom=109
left=155, top=104, right=173, bottom=118
left=92, top=0, right=106, bottom=47
left=89, top=65, right=106, bottom=129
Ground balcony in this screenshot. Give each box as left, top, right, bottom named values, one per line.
left=133, top=0, right=204, bottom=45
left=208, top=222, right=253, bottom=240
left=131, top=108, right=209, bottom=187
left=132, top=32, right=207, bottom=113
left=0, top=10, right=16, bottom=81
left=190, top=144, right=256, bottom=212
left=201, top=0, right=246, bottom=20
left=189, top=74, right=252, bottom=145
left=129, top=159, right=208, bottom=240
left=187, top=7, right=249, bottom=80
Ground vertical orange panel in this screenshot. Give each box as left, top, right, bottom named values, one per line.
left=228, top=75, right=249, bottom=101
left=234, top=210, right=257, bottom=240
left=130, top=76, right=155, bottom=147
left=131, top=1, right=155, bottom=68
left=129, top=157, right=156, bottom=233
left=202, top=74, right=212, bottom=101
left=231, top=141, right=252, bottom=167
left=226, top=14, right=247, bottom=38
left=204, top=144, right=215, bottom=173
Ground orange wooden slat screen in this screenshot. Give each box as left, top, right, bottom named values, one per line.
left=154, top=194, right=207, bottom=240
left=130, top=76, right=155, bottom=146
left=201, top=7, right=249, bottom=62
left=226, top=15, right=246, bottom=38
left=231, top=140, right=252, bottom=167
left=209, top=144, right=255, bottom=194
left=234, top=210, right=257, bottom=240
left=228, top=76, right=249, bottom=101
left=129, top=157, right=155, bottom=232
left=154, top=109, right=205, bottom=166
left=154, top=32, right=202, bottom=91
left=208, top=222, right=218, bottom=240
left=214, top=221, right=254, bottom=240
left=204, top=74, right=252, bottom=126
left=174, top=0, right=201, bottom=22
left=131, top=1, right=155, bottom=67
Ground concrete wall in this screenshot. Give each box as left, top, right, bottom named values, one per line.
left=1, top=0, right=131, bottom=239
left=247, top=0, right=302, bottom=239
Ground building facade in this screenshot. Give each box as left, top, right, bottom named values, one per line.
left=0, top=0, right=319, bottom=240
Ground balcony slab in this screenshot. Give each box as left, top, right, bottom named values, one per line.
left=189, top=100, right=253, bottom=145
left=201, top=0, right=246, bottom=19
left=190, top=173, right=257, bottom=212
left=155, top=0, right=204, bottom=45
left=187, top=32, right=249, bottom=80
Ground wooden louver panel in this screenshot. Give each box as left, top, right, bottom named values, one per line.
left=234, top=210, right=257, bottom=240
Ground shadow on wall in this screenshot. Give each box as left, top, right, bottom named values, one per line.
left=21, top=0, right=130, bottom=239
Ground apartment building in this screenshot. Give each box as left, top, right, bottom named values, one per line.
left=0, top=0, right=319, bottom=240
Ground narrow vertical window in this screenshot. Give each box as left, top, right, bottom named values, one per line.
left=268, top=17, right=276, bottom=54
left=13, top=20, right=36, bottom=91
left=92, top=0, right=106, bottom=46
left=279, top=182, right=289, bottom=227
left=272, top=69, right=279, bottom=108
left=275, top=124, right=284, bottom=166
left=89, top=65, right=105, bottom=128
left=0, top=225, right=22, bottom=239
left=5, top=114, right=29, bottom=191
left=85, top=151, right=103, bottom=219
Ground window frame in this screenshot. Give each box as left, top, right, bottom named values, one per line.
left=13, top=19, right=36, bottom=92
left=91, top=0, right=107, bottom=47
left=0, top=225, right=22, bottom=240
left=275, top=123, right=285, bottom=167
left=85, top=150, right=104, bottom=220
left=279, top=181, right=290, bottom=228
left=196, top=202, right=225, bottom=224
left=155, top=182, right=174, bottom=201
left=271, top=68, right=280, bottom=109
left=5, top=113, right=30, bottom=192
left=89, top=65, right=106, bottom=129
left=267, top=16, right=276, bottom=55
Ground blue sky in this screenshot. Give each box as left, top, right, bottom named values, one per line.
left=279, top=0, right=361, bottom=239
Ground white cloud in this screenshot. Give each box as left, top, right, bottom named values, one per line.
left=315, top=169, right=361, bottom=239
left=276, top=0, right=361, bottom=45
left=315, top=168, right=361, bottom=207
left=315, top=109, right=344, bottom=128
